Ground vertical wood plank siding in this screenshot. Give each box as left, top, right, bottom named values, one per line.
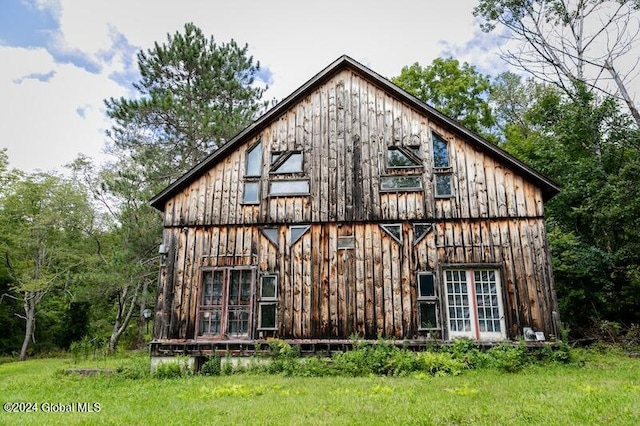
left=153, top=69, right=556, bottom=341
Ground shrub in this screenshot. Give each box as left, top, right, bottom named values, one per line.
left=200, top=355, right=221, bottom=376
left=153, top=357, right=192, bottom=379
left=115, top=356, right=150, bottom=380
left=485, top=342, right=529, bottom=372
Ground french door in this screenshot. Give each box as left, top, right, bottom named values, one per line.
left=197, top=268, right=254, bottom=339
left=444, top=269, right=506, bottom=341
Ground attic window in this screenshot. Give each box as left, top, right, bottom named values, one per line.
left=245, top=140, right=263, bottom=177
left=387, top=146, right=421, bottom=168
left=261, top=227, right=279, bottom=247
left=413, top=223, right=433, bottom=244
left=380, top=224, right=402, bottom=244
left=271, top=152, right=303, bottom=173
left=289, top=225, right=310, bottom=246
left=432, top=133, right=449, bottom=168
left=432, top=132, right=453, bottom=198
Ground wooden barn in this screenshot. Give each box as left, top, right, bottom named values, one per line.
left=149, top=55, right=561, bottom=358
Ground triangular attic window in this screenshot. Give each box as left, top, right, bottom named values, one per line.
left=380, top=224, right=402, bottom=244
left=261, top=228, right=279, bottom=248
left=413, top=223, right=433, bottom=244
left=289, top=225, right=310, bottom=246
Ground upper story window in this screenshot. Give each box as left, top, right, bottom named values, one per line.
left=432, top=132, right=453, bottom=197
left=269, top=179, right=310, bottom=196
left=387, top=146, right=421, bottom=168
left=243, top=140, right=263, bottom=204
left=245, top=141, right=263, bottom=177
left=380, top=175, right=422, bottom=191
left=271, top=151, right=303, bottom=174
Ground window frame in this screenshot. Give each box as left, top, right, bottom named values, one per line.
left=386, top=146, right=422, bottom=169
left=245, top=140, right=263, bottom=178
left=261, top=227, right=279, bottom=248
left=242, top=180, right=260, bottom=204
left=413, top=223, right=434, bottom=244
left=380, top=175, right=423, bottom=192
left=257, top=274, right=278, bottom=331
left=380, top=223, right=403, bottom=244
left=337, top=235, right=356, bottom=250
left=431, top=131, right=454, bottom=198
left=269, top=179, right=310, bottom=196
left=443, top=267, right=506, bottom=341
left=270, top=151, right=304, bottom=174
left=417, top=272, right=439, bottom=331
left=289, top=225, right=311, bottom=247
left=196, top=267, right=255, bottom=340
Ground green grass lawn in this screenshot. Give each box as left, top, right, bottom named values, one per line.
left=0, top=350, right=639, bottom=425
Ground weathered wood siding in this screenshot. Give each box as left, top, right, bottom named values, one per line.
left=153, top=68, right=557, bottom=342
left=161, top=69, right=543, bottom=228
left=155, top=218, right=555, bottom=340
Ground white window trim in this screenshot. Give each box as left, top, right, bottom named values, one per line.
left=443, top=268, right=506, bottom=341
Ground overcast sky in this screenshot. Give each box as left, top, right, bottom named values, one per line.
left=1, top=0, right=517, bottom=173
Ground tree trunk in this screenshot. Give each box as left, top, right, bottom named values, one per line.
left=108, top=282, right=141, bottom=353
left=19, top=294, right=36, bottom=361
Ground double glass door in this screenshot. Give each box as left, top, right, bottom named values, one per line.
left=198, top=268, right=253, bottom=338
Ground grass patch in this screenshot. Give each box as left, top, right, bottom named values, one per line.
left=0, top=349, right=639, bottom=425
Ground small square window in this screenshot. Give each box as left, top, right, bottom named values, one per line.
left=243, top=181, right=260, bottom=203
left=419, top=302, right=438, bottom=329
left=435, top=174, right=452, bottom=197
left=418, top=273, right=435, bottom=298
left=260, top=275, right=277, bottom=299
left=259, top=303, right=277, bottom=329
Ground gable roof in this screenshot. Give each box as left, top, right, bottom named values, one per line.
left=150, top=55, right=560, bottom=211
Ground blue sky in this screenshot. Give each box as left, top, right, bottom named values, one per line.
left=0, top=0, right=511, bottom=172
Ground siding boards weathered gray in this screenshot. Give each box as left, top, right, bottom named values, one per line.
left=152, top=65, right=558, bottom=343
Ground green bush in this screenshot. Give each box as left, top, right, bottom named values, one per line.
left=115, top=356, right=150, bottom=380
left=200, top=355, right=221, bottom=376
left=153, top=357, right=192, bottom=379
left=485, top=342, right=529, bottom=372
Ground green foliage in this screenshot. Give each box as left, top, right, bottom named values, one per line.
left=153, top=357, right=192, bottom=379
left=238, top=338, right=576, bottom=377
left=393, top=57, right=496, bottom=137
left=115, top=355, right=151, bottom=380
left=200, top=355, right=222, bottom=376
left=501, top=81, right=640, bottom=334
left=105, top=22, right=267, bottom=190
